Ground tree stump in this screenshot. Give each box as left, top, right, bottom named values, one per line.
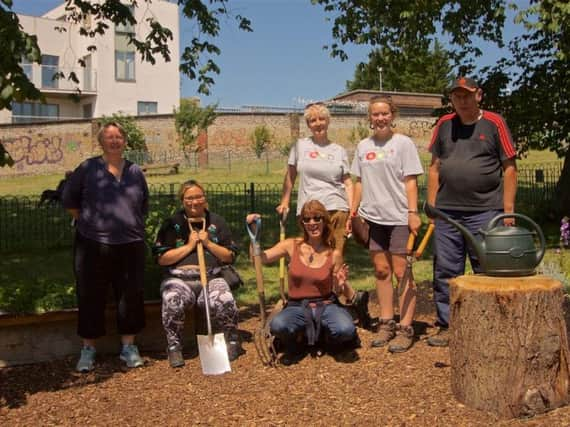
left=449, top=275, right=570, bottom=419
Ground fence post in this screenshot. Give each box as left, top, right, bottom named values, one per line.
left=249, top=182, right=255, bottom=212
left=265, top=151, right=269, bottom=175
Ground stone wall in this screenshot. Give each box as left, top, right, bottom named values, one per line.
left=0, top=112, right=437, bottom=177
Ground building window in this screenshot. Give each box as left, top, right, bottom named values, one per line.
left=137, top=101, right=157, bottom=115
left=12, top=102, right=59, bottom=123
left=41, top=55, right=59, bottom=89
left=21, top=56, right=33, bottom=81
left=115, top=12, right=135, bottom=81
left=83, top=104, right=93, bottom=119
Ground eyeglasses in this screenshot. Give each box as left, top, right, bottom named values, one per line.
left=301, top=215, right=323, bottom=224
left=183, top=195, right=205, bottom=202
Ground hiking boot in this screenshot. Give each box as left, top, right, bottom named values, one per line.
left=427, top=327, right=450, bottom=347
left=120, top=344, right=144, bottom=368
left=388, top=324, right=415, bottom=353
left=280, top=351, right=305, bottom=366
left=167, top=345, right=185, bottom=368
left=371, top=318, right=396, bottom=348
left=352, top=291, right=374, bottom=330
left=224, top=329, right=245, bottom=362
left=76, top=345, right=96, bottom=373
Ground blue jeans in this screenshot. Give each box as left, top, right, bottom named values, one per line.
left=270, top=303, right=356, bottom=352
left=433, top=209, right=501, bottom=327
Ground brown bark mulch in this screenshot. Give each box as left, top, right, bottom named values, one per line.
left=2, top=282, right=570, bottom=426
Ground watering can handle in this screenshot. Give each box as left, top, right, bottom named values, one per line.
left=487, top=213, right=546, bottom=264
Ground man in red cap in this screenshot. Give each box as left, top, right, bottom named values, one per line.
left=426, top=77, right=517, bottom=347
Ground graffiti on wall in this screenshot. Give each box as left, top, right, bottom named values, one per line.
left=402, top=119, right=436, bottom=139
left=3, top=135, right=64, bottom=166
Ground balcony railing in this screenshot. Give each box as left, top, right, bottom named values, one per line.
left=25, top=65, right=97, bottom=93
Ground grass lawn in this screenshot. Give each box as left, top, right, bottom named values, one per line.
left=2, top=237, right=568, bottom=314
left=0, top=149, right=561, bottom=196
left=0, top=148, right=566, bottom=313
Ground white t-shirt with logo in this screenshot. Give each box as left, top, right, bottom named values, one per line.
left=351, top=134, right=423, bottom=225
left=288, top=138, right=350, bottom=215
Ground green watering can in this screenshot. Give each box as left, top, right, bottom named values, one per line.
left=424, top=203, right=546, bottom=277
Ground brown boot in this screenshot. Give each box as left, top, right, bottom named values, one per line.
left=371, top=318, right=396, bottom=347
left=427, top=327, right=449, bottom=347
left=388, top=324, right=414, bottom=353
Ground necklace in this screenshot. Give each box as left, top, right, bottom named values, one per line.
left=306, top=243, right=324, bottom=264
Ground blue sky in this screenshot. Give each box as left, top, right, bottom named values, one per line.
left=12, top=0, right=522, bottom=108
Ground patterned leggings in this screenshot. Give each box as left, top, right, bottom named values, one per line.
left=160, top=276, right=239, bottom=348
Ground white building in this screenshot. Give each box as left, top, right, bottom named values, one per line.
left=1, top=0, right=179, bottom=124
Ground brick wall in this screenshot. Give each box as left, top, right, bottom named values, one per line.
left=0, top=113, right=436, bottom=177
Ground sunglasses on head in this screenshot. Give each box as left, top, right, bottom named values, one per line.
left=301, top=215, right=323, bottom=224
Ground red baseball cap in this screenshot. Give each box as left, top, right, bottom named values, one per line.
left=449, top=77, right=479, bottom=92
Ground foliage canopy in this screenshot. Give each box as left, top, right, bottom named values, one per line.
left=346, top=41, right=453, bottom=93
left=314, top=0, right=570, bottom=214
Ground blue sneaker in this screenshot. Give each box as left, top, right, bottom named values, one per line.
left=76, top=346, right=96, bottom=373
left=120, top=344, right=144, bottom=368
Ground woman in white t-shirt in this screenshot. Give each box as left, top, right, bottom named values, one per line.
left=351, top=96, right=424, bottom=353
left=277, top=102, right=372, bottom=329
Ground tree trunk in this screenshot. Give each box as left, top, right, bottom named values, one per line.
left=555, top=150, right=570, bottom=217
left=449, top=275, right=570, bottom=419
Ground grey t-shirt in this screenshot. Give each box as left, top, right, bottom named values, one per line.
left=63, top=156, right=149, bottom=244
left=288, top=137, right=350, bottom=215
left=351, top=134, right=423, bottom=225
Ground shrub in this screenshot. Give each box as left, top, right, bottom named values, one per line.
left=99, top=113, right=147, bottom=152
left=174, top=98, right=217, bottom=155
left=348, top=121, right=370, bottom=144
left=250, top=125, right=272, bottom=158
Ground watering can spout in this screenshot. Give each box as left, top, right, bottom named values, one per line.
left=423, top=202, right=487, bottom=269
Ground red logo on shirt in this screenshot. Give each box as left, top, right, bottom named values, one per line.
left=479, top=134, right=487, bottom=141
left=365, top=152, right=376, bottom=160
left=309, top=151, right=318, bottom=159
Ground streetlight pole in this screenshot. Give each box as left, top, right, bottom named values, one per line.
left=377, top=66, right=383, bottom=92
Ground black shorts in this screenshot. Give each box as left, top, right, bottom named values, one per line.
left=368, top=222, right=409, bottom=254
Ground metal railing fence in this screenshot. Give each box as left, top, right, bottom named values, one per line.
left=0, top=162, right=564, bottom=252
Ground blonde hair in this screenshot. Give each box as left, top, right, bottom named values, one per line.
left=304, top=102, right=331, bottom=124
left=97, top=121, right=127, bottom=144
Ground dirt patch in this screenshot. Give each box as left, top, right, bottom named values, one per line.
left=1, top=282, right=570, bottom=426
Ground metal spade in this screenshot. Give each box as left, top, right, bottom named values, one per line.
left=189, top=217, right=231, bottom=375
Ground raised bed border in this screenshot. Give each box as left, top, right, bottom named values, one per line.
left=0, top=300, right=196, bottom=368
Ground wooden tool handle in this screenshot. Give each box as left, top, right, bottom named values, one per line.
left=189, top=217, right=208, bottom=287
left=197, top=241, right=208, bottom=287
left=415, top=223, right=435, bottom=258
left=406, top=232, right=416, bottom=253
left=253, top=255, right=267, bottom=324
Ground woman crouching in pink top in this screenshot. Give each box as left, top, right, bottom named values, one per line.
left=246, top=200, right=359, bottom=365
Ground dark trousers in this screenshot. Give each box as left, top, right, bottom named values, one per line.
left=432, top=209, right=501, bottom=327
left=73, top=232, right=146, bottom=339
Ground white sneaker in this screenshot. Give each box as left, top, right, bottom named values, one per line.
left=120, top=344, right=144, bottom=368
left=76, top=346, right=96, bottom=373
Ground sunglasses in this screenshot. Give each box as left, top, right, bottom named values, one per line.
left=301, top=215, right=324, bottom=224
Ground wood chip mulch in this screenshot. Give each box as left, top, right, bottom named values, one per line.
left=2, top=282, right=570, bottom=426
